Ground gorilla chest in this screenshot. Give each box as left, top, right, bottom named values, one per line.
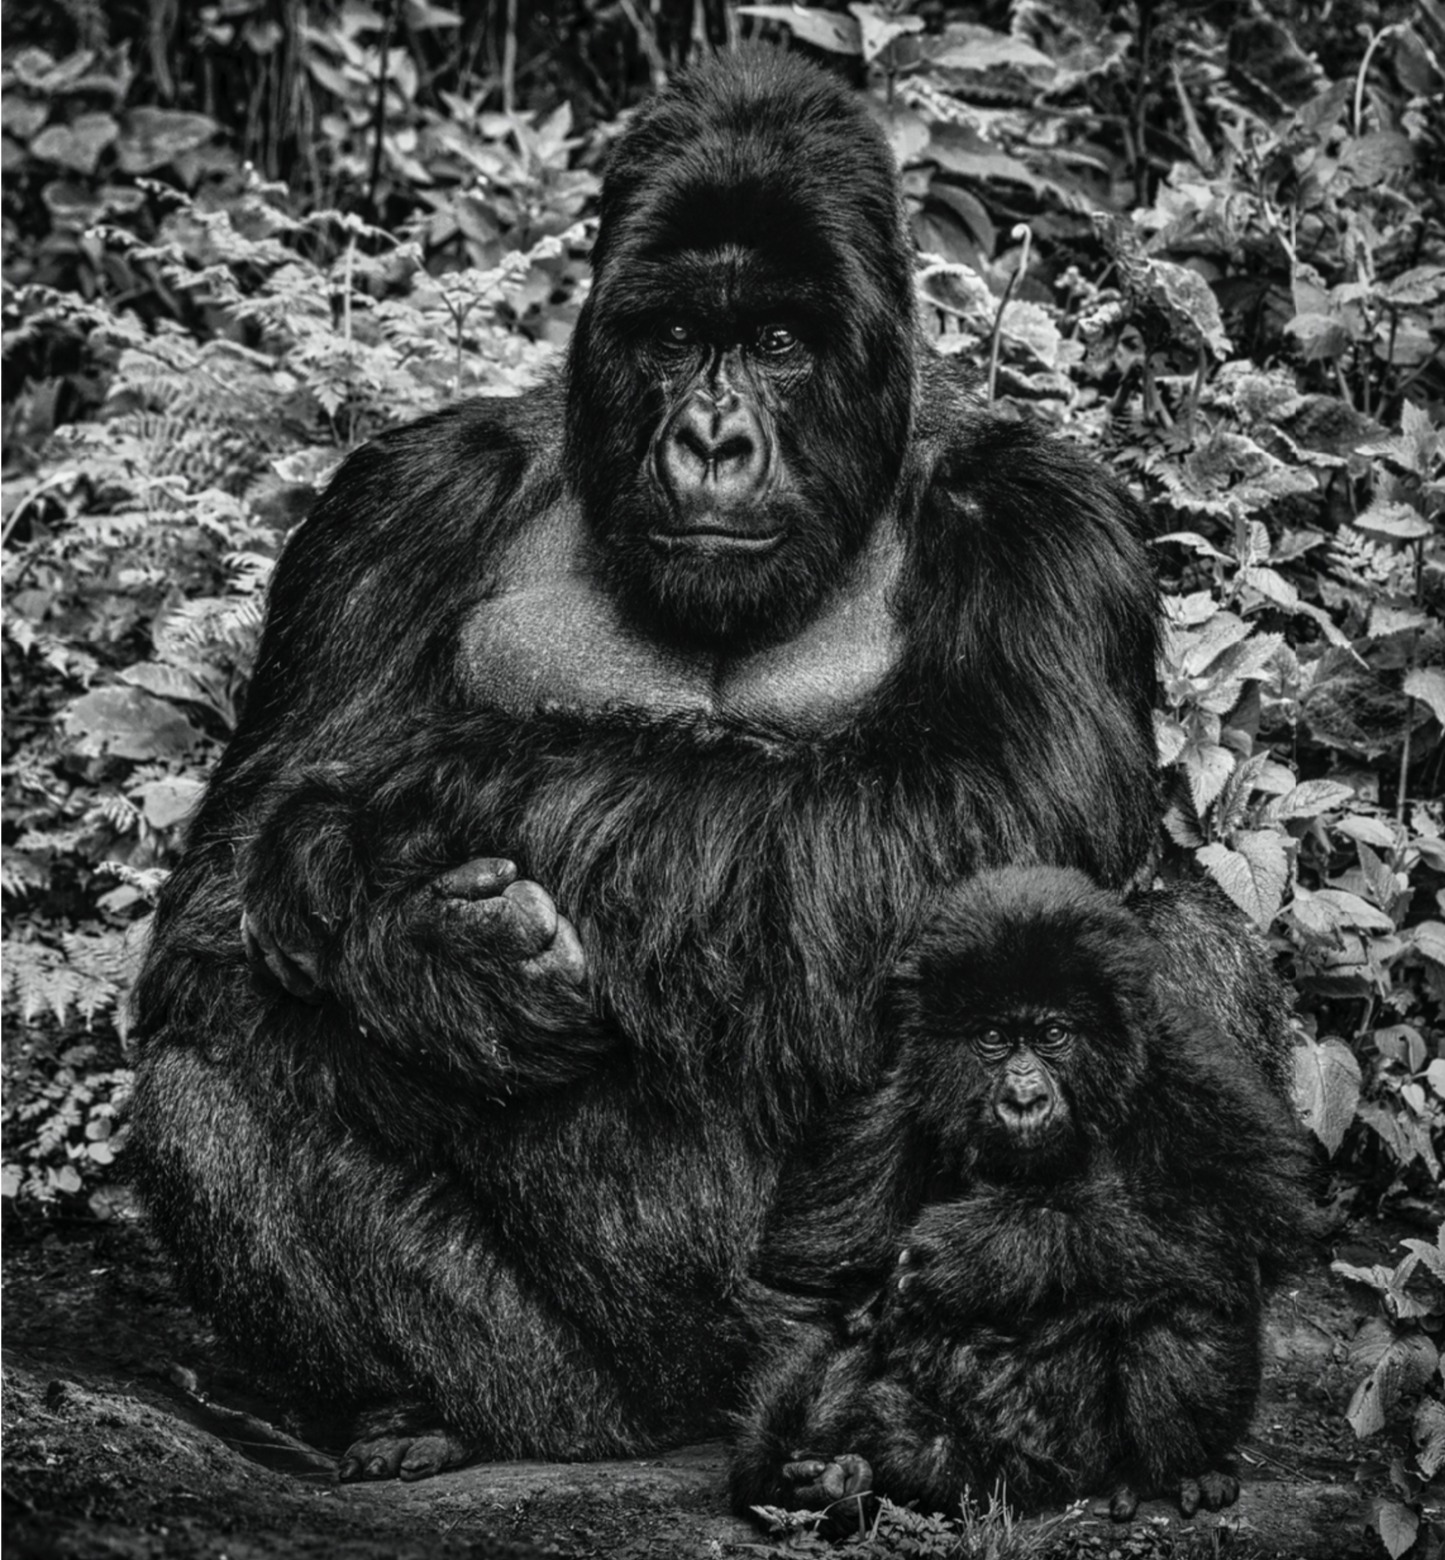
left=458, top=511, right=905, bottom=730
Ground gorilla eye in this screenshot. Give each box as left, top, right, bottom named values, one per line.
left=756, top=324, right=798, bottom=356
left=1038, top=1024, right=1071, bottom=1049
left=660, top=321, right=695, bottom=349
left=976, top=1028, right=1009, bottom=1057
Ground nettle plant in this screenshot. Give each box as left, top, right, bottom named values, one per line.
left=1334, top=1227, right=1445, bottom=1560
left=1153, top=405, right=1444, bottom=1193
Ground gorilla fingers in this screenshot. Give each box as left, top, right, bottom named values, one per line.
left=734, top=867, right=1313, bottom=1521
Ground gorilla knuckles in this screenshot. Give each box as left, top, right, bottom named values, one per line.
left=566, top=53, right=914, bottom=652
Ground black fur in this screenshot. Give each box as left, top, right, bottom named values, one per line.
left=129, top=50, right=1166, bottom=1470
left=731, top=867, right=1312, bottom=1518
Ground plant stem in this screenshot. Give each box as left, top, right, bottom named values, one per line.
left=367, top=0, right=396, bottom=218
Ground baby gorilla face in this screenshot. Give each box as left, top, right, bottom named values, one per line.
left=973, top=1016, right=1073, bottom=1146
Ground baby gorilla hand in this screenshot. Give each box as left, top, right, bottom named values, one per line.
left=883, top=1241, right=939, bottom=1324
left=431, top=858, right=586, bottom=989
left=780, top=1451, right=873, bottom=1511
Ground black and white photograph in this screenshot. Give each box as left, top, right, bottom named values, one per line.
left=2, top=3, right=1442, bottom=1557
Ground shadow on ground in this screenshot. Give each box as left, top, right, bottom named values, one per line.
left=1, top=1216, right=1380, bottom=1558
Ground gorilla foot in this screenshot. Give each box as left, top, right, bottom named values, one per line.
left=1105, top=1465, right=1239, bottom=1521
left=433, top=858, right=586, bottom=987
left=338, top=1426, right=472, bottom=1483
left=1178, top=1467, right=1240, bottom=1516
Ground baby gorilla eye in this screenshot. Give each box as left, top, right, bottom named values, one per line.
left=1039, top=1023, right=1070, bottom=1048
left=660, top=321, right=695, bottom=348
left=975, top=1027, right=1009, bottom=1057
left=757, top=324, right=798, bottom=356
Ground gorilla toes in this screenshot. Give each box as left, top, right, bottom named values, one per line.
left=434, top=860, right=587, bottom=986
left=338, top=1428, right=471, bottom=1483
left=1106, top=1467, right=1241, bottom=1522
left=1107, top=1482, right=1141, bottom=1522
left=780, top=1450, right=873, bottom=1510
left=1190, top=1468, right=1240, bottom=1514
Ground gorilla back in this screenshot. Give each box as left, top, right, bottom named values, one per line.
left=130, top=46, right=1161, bottom=1477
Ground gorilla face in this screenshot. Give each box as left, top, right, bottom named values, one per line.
left=564, top=49, right=917, bottom=653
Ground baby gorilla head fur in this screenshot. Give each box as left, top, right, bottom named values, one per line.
left=889, top=867, right=1161, bottom=1181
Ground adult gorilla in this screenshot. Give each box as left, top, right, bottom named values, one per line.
left=131, top=49, right=1164, bottom=1480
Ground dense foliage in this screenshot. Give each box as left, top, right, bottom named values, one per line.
left=3, top=1, right=1441, bottom=1552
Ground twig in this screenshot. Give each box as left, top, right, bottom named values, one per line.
left=617, top=0, right=669, bottom=87
left=367, top=0, right=397, bottom=217
left=503, top=0, right=518, bottom=114
left=986, top=225, right=1032, bottom=406
left=1353, top=24, right=1405, bottom=136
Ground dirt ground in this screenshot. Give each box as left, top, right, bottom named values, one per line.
left=0, top=1212, right=1394, bottom=1560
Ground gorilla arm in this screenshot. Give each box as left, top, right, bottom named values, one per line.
left=136, top=392, right=613, bottom=1093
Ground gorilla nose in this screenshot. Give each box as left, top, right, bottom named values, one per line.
left=659, top=397, right=770, bottom=514
left=998, top=1074, right=1050, bottom=1122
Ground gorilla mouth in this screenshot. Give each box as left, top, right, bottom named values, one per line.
left=649, top=527, right=784, bottom=556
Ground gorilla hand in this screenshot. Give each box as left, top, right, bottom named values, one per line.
left=243, top=911, right=324, bottom=1003
left=430, top=858, right=587, bottom=988
left=245, top=857, right=586, bottom=1002
left=780, top=1451, right=873, bottom=1512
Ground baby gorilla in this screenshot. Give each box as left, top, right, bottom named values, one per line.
left=733, top=866, right=1312, bottom=1523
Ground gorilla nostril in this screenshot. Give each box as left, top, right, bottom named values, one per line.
left=675, top=424, right=713, bottom=465
left=712, top=433, right=755, bottom=468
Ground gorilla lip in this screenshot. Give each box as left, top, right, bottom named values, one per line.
left=649, top=527, right=784, bottom=555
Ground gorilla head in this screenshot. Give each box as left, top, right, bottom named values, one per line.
left=889, top=868, right=1160, bottom=1180
left=565, top=48, right=917, bottom=651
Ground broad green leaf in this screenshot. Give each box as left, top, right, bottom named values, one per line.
left=137, top=776, right=205, bottom=831
left=116, top=107, right=218, bottom=174
left=1409, top=921, right=1445, bottom=967
left=850, top=4, right=924, bottom=63
left=1368, top=601, right=1430, bottom=637
left=736, top=6, right=861, bottom=54
left=1182, top=740, right=1235, bottom=815
left=1177, top=611, right=1250, bottom=676
left=1334, top=815, right=1397, bottom=850
left=1307, top=887, right=1394, bottom=931
left=1353, top=500, right=1433, bottom=540
left=1241, top=565, right=1300, bottom=609
left=63, top=687, right=200, bottom=762
left=1415, top=1398, right=1445, bottom=1479
left=29, top=113, right=118, bottom=175
left=931, top=34, right=1054, bottom=72
left=1196, top=831, right=1287, bottom=928
left=1404, top=668, right=1445, bottom=727
left=1277, top=779, right=1354, bottom=819
left=1374, top=1499, right=1419, bottom=1560
left=1347, top=1339, right=1406, bottom=1438
left=1295, top=1036, right=1361, bottom=1153
left=1401, top=1232, right=1445, bottom=1283
left=1338, top=132, right=1415, bottom=184
left=1381, top=265, right=1445, bottom=306
left=1153, top=712, right=1187, bottom=766
left=1156, top=530, right=1233, bottom=561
